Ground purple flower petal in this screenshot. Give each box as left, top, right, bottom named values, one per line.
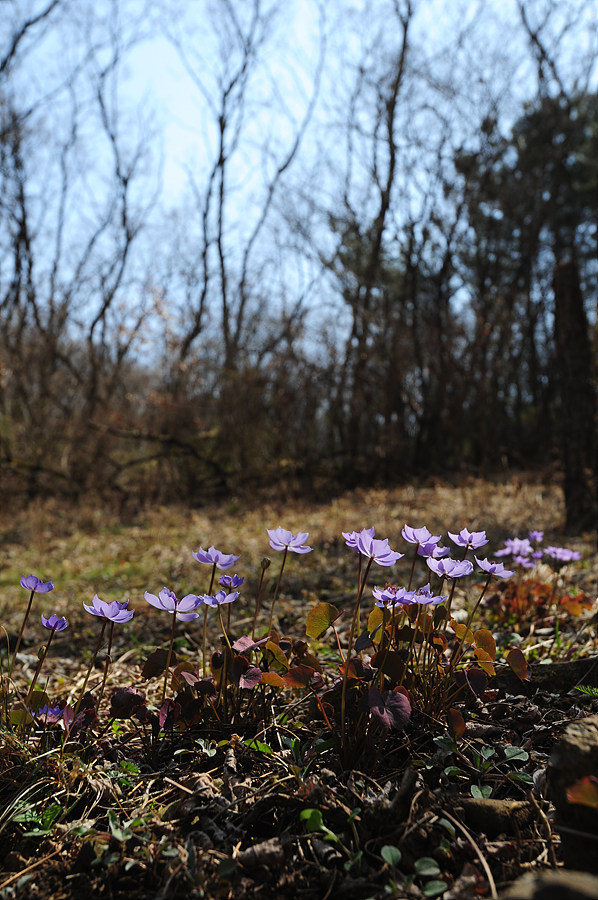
left=475, top=557, right=515, bottom=578
left=267, top=527, right=312, bottom=554
left=192, top=546, right=241, bottom=570
left=401, top=525, right=441, bottom=546
left=41, top=613, right=68, bottom=631
left=21, top=574, right=54, bottom=593
left=84, top=594, right=134, bottom=623
left=426, top=557, right=473, bottom=579
left=448, top=528, right=489, bottom=550
left=354, top=530, right=403, bottom=566
left=343, top=527, right=375, bottom=550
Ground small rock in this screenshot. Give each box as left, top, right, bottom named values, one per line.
left=499, top=869, right=598, bottom=899
left=548, top=713, right=598, bottom=873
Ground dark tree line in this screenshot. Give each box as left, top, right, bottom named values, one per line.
left=0, top=0, right=597, bottom=531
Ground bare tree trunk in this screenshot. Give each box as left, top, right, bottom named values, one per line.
left=553, top=259, right=596, bottom=532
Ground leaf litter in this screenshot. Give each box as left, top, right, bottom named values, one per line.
left=1, top=475, right=598, bottom=899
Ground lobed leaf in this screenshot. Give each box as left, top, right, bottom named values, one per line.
left=473, top=628, right=496, bottom=660
left=305, top=602, right=340, bottom=639
left=506, top=648, right=530, bottom=681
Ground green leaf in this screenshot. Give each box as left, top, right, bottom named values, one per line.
left=508, top=772, right=534, bottom=786
left=244, top=738, right=273, bottom=755
left=504, top=745, right=529, bottom=762
left=300, top=808, right=338, bottom=843
left=433, top=735, right=456, bottom=751
left=414, top=857, right=441, bottom=877
left=305, top=602, right=340, bottom=639
left=381, top=845, right=402, bottom=868
left=436, top=818, right=455, bottom=838
left=218, top=856, right=238, bottom=879
left=108, top=809, right=132, bottom=843
left=480, top=745, right=495, bottom=760
left=470, top=784, right=492, bottom=799
left=443, top=766, right=464, bottom=777
left=423, top=880, right=448, bottom=897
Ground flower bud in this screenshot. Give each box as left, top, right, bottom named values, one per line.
left=261, top=557, right=271, bottom=570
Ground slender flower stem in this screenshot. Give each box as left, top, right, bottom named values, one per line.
left=217, top=606, right=232, bottom=718
left=97, top=622, right=115, bottom=710
left=25, top=627, right=57, bottom=704
left=340, top=556, right=373, bottom=750
left=451, top=575, right=492, bottom=669
left=218, top=605, right=233, bottom=651
left=407, top=548, right=419, bottom=591
left=10, top=589, right=36, bottom=672
left=73, top=620, right=107, bottom=719
left=252, top=564, right=269, bottom=639
left=268, top=547, right=289, bottom=633
left=161, top=612, right=178, bottom=706
left=202, top=564, right=218, bottom=676
left=377, top=605, right=394, bottom=690
left=399, top=604, right=421, bottom=689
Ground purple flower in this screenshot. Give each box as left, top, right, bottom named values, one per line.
left=495, top=537, right=533, bottom=558
left=373, top=585, right=415, bottom=607
left=343, top=527, right=375, bottom=550
left=84, top=595, right=135, bottom=623
left=201, top=590, right=240, bottom=608
left=192, top=545, right=240, bottom=570
left=529, top=530, right=544, bottom=543
left=402, top=525, right=441, bottom=546
left=41, top=613, right=68, bottom=632
left=474, top=557, right=515, bottom=579
left=20, top=574, right=54, bottom=593
left=417, top=541, right=450, bottom=559
left=353, top=529, right=403, bottom=566
left=35, top=704, right=64, bottom=723
left=514, top=555, right=535, bottom=568
left=218, top=573, right=245, bottom=588
left=144, top=588, right=203, bottom=622
left=544, top=546, right=581, bottom=563
left=267, top=527, right=312, bottom=554
left=448, top=528, right=489, bottom=550
left=426, top=557, right=473, bottom=579
left=411, top=583, right=448, bottom=605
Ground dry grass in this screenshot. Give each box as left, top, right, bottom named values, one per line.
left=0, top=474, right=574, bottom=636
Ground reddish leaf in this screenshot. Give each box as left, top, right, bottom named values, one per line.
left=110, top=687, right=146, bottom=719
left=431, top=631, right=448, bottom=652
left=355, top=630, right=374, bottom=652
left=260, top=672, right=285, bottom=687
left=506, top=648, right=530, bottom=681
left=159, top=698, right=181, bottom=729
left=171, top=661, right=198, bottom=691
left=141, top=647, right=178, bottom=679
left=370, top=650, right=406, bottom=683
left=466, top=667, right=488, bottom=697
left=368, top=684, right=411, bottom=730
left=473, top=647, right=496, bottom=677
left=447, top=707, right=466, bottom=738
left=339, top=657, right=372, bottom=680
left=455, top=667, right=488, bottom=697
left=238, top=665, right=263, bottom=690
left=474, top=629, right=496, bottom=660
left=566, top=776, right=598, bottom=809
left=232, top=634, right=267, bottom=653
left=283, top=663, right=323, bottom=689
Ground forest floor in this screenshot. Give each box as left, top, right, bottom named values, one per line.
left=1, top=474, right=597, bottom=899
